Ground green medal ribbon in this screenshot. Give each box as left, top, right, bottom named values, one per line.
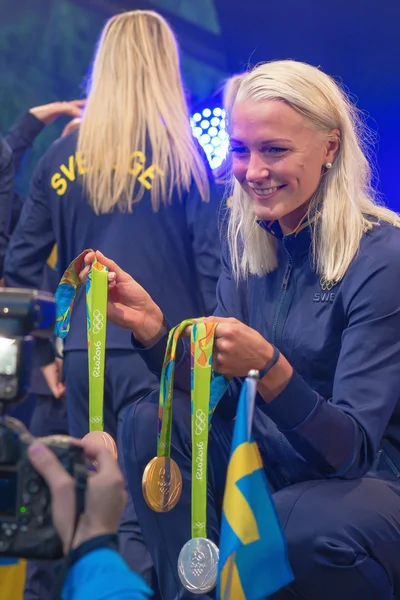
left=156, top=319, right=228, bottom=532
left=54, top=248, right=108, bottom=432
left=86, top=259, right=108, bottom=431
left=190, top=320, right=216, bottom=539
left=174, top=321, right=224, bottom=594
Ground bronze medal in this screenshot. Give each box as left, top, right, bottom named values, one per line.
left=142, top=456, right=182, bottom=512
left=82, top=430, right=118, bottom=460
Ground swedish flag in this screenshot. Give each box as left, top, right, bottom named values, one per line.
left=218, top=373, right=294, bottom=600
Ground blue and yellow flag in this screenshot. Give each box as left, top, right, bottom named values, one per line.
left=0, top=559, right=26, bottom=599
left=218, top=374, right=294, bottom=600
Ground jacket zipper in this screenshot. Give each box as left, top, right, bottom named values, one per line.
left=271, top=256, right=293, bottom=346
left=270, top=254, right=292, bottom=473
left=380, top=449, right=400, bottom=479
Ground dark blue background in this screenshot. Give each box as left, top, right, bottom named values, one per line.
left=1, top=0, right=399, bottom=207
left=215, top=0, right=400, bottom=208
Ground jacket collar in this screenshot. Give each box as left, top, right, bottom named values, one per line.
left=257, top=213, right=318, bottom=258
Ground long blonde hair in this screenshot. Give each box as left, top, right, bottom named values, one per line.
left=227, top=60, right=400, bottom=282
left=213, top=74, right=242, bottom=185
left=77, top=10, right=209, bottom=214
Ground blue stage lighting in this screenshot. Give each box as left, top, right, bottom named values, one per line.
left=192, top=126, right=202, bottom=138
left=191, top=105, right=229, bottom=170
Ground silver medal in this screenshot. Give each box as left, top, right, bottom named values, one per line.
left=178, top=537, right=219, bottom=594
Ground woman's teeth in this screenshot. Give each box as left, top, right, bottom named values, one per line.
left=253, top=186, right=280, bottom=196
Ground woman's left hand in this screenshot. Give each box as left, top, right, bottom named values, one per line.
left=186, top=316, right=273, bottom=378
left=29, top=99, right=85, bottom=124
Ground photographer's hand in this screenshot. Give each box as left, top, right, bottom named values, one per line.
left=28, top=441, right=127, bottom=554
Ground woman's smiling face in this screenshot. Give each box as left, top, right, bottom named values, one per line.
left=230, top=98, right=338, bottom=232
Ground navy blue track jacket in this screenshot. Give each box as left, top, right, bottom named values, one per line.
left=134, top=218, right=400, bottom=483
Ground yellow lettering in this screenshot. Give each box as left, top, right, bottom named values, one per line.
left=128, top=151, right=146, bottom=176
left=138, top=164, right=164, bottom=190
left=75, top=152, right=88, bottom=175
left=50, top=173, right=67, bottom=196
left=46, top=244, right=58, bottom=270
left=59, top=155, right=76, bottom=182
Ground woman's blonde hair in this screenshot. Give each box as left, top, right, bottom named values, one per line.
left=213, top=74, right=243, bottom=185
left=227, top=60, right=400, bottom=282
left=77, top=10, right=209, bottom=214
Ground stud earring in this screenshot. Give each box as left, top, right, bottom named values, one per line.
left=325, top=162, right=332, bottom=169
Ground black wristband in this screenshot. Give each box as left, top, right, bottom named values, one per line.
left=258, top=345, right=280, bottom=380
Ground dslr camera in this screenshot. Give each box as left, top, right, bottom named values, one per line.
left=0, top=289, right=86, bottom=559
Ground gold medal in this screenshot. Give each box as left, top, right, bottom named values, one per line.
left=82, top=431, right=118, bottom=460
left=142, top=456, right=182, bottom=512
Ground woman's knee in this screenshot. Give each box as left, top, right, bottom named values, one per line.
left=274, top=480, right=372, bottom=563
left=272, top=479, right=396, bottom=599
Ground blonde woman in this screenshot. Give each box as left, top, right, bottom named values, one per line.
left=4, top=10, right=222, bottom=600
left=81, top=59, right=400, bottom=599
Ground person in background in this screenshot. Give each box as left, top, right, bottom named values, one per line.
left=4, top=100, right=84, bottom=243
left=0, top=134, right=13, bottom=276
left=2, top=100, right=83, bottom=600
left=3, top=99, right=84, bottom=415
left=4, top=9, right=223, bottom=596
left=0, top=129, right=21, bottom=600
left=83, top=60, right=400, bottom=600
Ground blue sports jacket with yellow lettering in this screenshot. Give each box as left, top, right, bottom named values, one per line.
left=4, top=130, right=223, bottom=356
left=134, top=217, right=400, bottom=485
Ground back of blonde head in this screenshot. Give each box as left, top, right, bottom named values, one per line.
left=227, top=60, right=400, bottom=282
left=213, top=73, right=242, bottom=185
left=77, top=10, right=209, bottom=213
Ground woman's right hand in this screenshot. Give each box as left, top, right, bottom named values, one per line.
left=80, top=250, right=166, bottom=347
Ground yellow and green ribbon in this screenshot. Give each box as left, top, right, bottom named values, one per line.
left=157, top=319, right=229, bottom=537
left=54, top=249, right=108, bottom=431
